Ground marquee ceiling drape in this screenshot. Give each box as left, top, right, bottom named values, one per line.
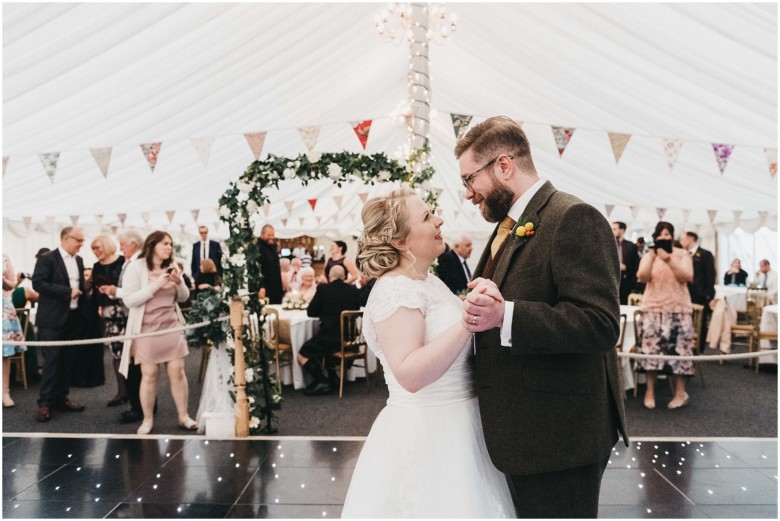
left=2, top=2, right=777, bottom=239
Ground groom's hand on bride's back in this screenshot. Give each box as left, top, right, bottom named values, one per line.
left=462, top=280, right=505, bottom=332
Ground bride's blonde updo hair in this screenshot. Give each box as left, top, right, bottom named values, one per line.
left=357, top=187, right=416, bottom=278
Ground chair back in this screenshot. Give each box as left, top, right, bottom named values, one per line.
left=747, top=288, right=769, bottom=310
left=632, top=309, right=643, bottom=348
left=14, top=308, right=30, bottom=339
left=261, top=307, right=280, bottom=351
left=340, top=310, right=366, bottom=355
left=691, top=304, right=704, bottom=350
left=616, top=314, right=627, bottom=350
left=627, top=293, right=643, bottom=306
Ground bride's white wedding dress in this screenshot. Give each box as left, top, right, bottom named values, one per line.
left=341, top=274, right=515, bottom=518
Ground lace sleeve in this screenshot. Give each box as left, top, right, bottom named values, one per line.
left=368, top=277, right=428, bottom=324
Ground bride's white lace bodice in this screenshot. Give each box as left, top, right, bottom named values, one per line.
left=363, top=274, right=475, bottom=407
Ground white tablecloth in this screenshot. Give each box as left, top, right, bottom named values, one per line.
left=758, top=304, right=778, bottom=366
left=619, top=305, right=641, bottom=391
left=267, top=305, right=377, bottom=390
left=715, top=285, right=748, bottom=311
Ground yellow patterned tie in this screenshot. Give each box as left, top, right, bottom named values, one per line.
left=491, top=216, right=516, bottom=258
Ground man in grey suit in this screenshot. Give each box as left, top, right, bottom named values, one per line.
left=456, top=116, right=628, bottom=518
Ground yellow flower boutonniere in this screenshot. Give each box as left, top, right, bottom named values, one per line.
left=511, top=217, right=538, bottom=243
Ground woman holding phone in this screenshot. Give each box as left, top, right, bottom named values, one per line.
left=635, top=221, right=695, bottom=410
left=118, top=231, right=195, bottom=434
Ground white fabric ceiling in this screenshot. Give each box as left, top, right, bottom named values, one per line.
left=2, top=2, right=778, bottom=241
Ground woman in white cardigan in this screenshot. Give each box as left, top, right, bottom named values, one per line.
left=119, top=231, right=194, bottom=435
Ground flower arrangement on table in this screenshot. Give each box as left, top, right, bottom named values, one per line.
left=281, top=290, right=309, bottom=310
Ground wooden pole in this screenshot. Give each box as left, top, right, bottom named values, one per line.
left=231, top=297, right=249, bottom=437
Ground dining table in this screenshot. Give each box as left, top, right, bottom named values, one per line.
left=266, top=305, right=377, bottom=390
left=757, top=304, right=778, bottom=367
left=714, top=284, right=748, bottom=311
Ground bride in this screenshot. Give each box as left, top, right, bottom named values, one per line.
left=341, top=188, right=514, bottom=518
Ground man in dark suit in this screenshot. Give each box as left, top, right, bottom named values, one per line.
left=436, top=233, right=473, bottom=295
left=297, top=265, right=361, bottom=395
left=680, top=231, right=716, bottom=349
left=612, top=221, right=640, bottom=304
left=256, top=224, right=284, bottom=304
left=456, top=117, right=627, bottom=518
left=31, top=226, right=88, bottom=422
left=191, top=225, right=222, bottom=279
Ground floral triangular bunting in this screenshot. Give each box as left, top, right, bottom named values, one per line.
left=450, top=113, right=473, bottom=140
left=712, top=143, right=734, bottom=175
left=39, top=152, right=60, bottom=183
left=244, top=132, right=267, bottom=161
left=165, top=210, right=175, bottom=224
left=140, top=143, right=162, bottom=173
left=191, top=137, right=215, bottom=167
left=352, top=120, right=372, bottom=150
left=764, top=148, right=777, bottom=178
left=551, top=126, right=575, bottom=157
left=663, top=139, right=683, bottom=172
left=298, top=126, right=320, bottom=152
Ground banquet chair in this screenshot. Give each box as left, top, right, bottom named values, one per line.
left=627, top=293, right=643, bottom=306
left=616, top=314, right=627, bottom=351
left=198, top=340, right=212, bottom=384
left=261, top=307, right=292, bottom=394
left=747, top=288, right=769, bottom=310
left=334, top=310, right=370, bottom=398
left=9, top=308, right=30, bottom=389
left=730, top=300, right=761, bottom=368
left=754, top=330, right=777, bottom=374
left=690, top=304, right=705, bottom=388
left=631, top=309, right=643, bottom=398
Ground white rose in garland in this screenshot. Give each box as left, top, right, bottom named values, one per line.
left=268, top=171, right=280, bottom=180
left=219, top=205, right=231, bottom=218
left=246, top=199, right=259, bottom=214
left=249, top=416, right=260, bottom=429
left=307, top=150, right=322, bottom=163
left=328, top=163, right=343, bottom=180
left=378, top=170, right=391, bottom=181
left=229, top=253, right=246, bottom=267
left=283, top=168, right=296, bottom=180
left=245, top=367, right=255, bottom=383
left=237, top=180, right=252, bottom=193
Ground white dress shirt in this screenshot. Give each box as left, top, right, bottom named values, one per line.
left=57, top=246, right=80, bottom=310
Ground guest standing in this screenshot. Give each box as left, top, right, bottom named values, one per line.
left=71, top=267, right=104, bottom=388
left=31, top=226, right=87, bottom=422
left=319, top=241, right=360, bottom=284
left=723, top=259, right=748, bottom=286
left=90, top=235, right=127, bottom=405
left=257, top=224, right=284, bottom=304
left=190, top=225, right=222, bottom=280
left=286, top=257, right=303, bottom=292
left=680, top=231, right=716, bottom=350
left=436, top=234, right=473, bottom=295
left=118, top=231, right=195, bottom=435
left=636, top=221, right=694, bottom=410
left=3, top=255, right=26, bottom=408
left=613, top=221, right=640, bottom=305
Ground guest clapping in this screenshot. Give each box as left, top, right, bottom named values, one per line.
left=724, top=259, right=748, bottom=286
left=287, top=257, right=303, bottom=292
left=118, top=231, right=195, bottom=434
left=636, top=222, right=695, bottom=410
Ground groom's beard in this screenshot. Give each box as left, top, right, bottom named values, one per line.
left=481, top=181, right=515, bottom=223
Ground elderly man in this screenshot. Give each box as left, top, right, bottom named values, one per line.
left=755, top=259, right=778, bottom=304
left=99, top=230, right=147, bottom=423
left=437, top=233, right=474, bottom=295
left=32, top=226, right=87, bottom=422
left=297, top=265, right=361, bottom=396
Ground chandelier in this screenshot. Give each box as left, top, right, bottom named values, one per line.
left=375, top=2, right=457, bottom=45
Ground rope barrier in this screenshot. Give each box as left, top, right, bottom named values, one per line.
left=2, top=316, right=231, bottom=347
left=617, top=350, right=777, bottom=362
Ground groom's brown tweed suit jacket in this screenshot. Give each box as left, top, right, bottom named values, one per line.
left=473, top=180, right=629, bottom=476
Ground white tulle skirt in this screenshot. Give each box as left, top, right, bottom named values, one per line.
left=341, top=396, right=515, bottom=518
left=195, top=341, right=236, bottom=434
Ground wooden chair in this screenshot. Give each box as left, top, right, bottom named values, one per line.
left=627, top=293, right=643, bottom=306
left=747, top=288, right=769, bottom=310
left=616, top=314, right=627, bottom=350
left=690, top=304, right=705, bottom=388
left=754, top=330, right=777, bottom=373
left=8, top=308, right=30, bottom=389
left=333, top=310, right=370, bottom=398
left=198, top=340, right=212, bottom=384
left=631, top=309, right=643, bottom=397
left=261, top=307, right=292, bottom=393
left=730, top=300, right=762, bottom=368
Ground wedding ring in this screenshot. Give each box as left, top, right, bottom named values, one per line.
left=471, top=315, right=478, bottom=325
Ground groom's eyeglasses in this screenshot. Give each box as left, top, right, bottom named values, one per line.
left=461, top=154, right=513, bottom=191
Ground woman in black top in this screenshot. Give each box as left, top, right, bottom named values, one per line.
left=723, top=258, right=748, bottom=286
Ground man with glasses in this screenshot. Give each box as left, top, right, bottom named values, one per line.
left=456, top=116, right=627, bottom=518
left=31, top=226, right=87, bottom=422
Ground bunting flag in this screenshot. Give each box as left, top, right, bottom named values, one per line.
left=333, top=195, right=343, bottom=209
left=352, top=120, right=372, bottom=150
left=299, top=217, right=305, bottom=227
left=281, top=218, right=288, bottom=228
left=180, top=224, right=187, bottom=234
left=191, top=209, right=200, bottom=222
left=759, top=211, right=768, bottom=223
left=630, top=205, right=640, bottom=219
left=165, top=210, right=175, bottom=224
left=118, top=213, right=127, bottom=226
left=22, top=216, right=32, bottom=230
left=308, top=198, right=317, bottom=211
left=764, top=148, right=777, bottom=178
left=244, top=132, right=267, bottom=161
left=551, top=126, right=575, bottom=157
left=436, top=208, right=444, bottom=217
left=604, top=204, right=614, bottom=218
left=656, top=208, right=667, bottom=220
left=608, top=133, right=631, bottom=164
left=191, top=137, right=215, bottom=167
left=70, top=215, right=79, bottom=226
left=358, top=191, right=368, bottom=203
left=3, top=156, right=8, bottom=176
left=458, top=191, right=466, bottom=203
left=141, top=212, right=150, bottom=225
left=110, top=225, right=118, bottom=234
left=711, top=143, right=734, bottom=175
left=90, top=147, right=112, bottom=178
left=707, top=210, right=718, bottom=223
left=95, top=214, right=103, bottom=225
left=316, top=216, right=322, bottom=226
left=284, top=201, right=294, bottom=214
left=431, top=187, right=443, bottom=199
left=663, top=139, right=683, bottom=172
left=298, top=126, right=320, bottom=151
left=450, top=113, right=473, bottom=140
left=682, top=209, right=691, bottom=223
left=453, top=210, right=460, bottom=220
left=39, top=152, right=60, bottom=183
left=263, top=201, right=270, bottom=218
left=140, top=143, right=162, bottom=173
left=733, top=210, right=742, bottom=224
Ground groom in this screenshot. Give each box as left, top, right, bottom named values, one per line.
left=457, top=116, right=628, bottom=518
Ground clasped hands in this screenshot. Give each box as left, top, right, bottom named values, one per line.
left=462, top=277, right=505, bottom=333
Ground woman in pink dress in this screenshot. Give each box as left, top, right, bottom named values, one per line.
left=119, top=231, right=195, bottom=434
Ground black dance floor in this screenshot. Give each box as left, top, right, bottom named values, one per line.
left=2, top=436, right=777, bottom=518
